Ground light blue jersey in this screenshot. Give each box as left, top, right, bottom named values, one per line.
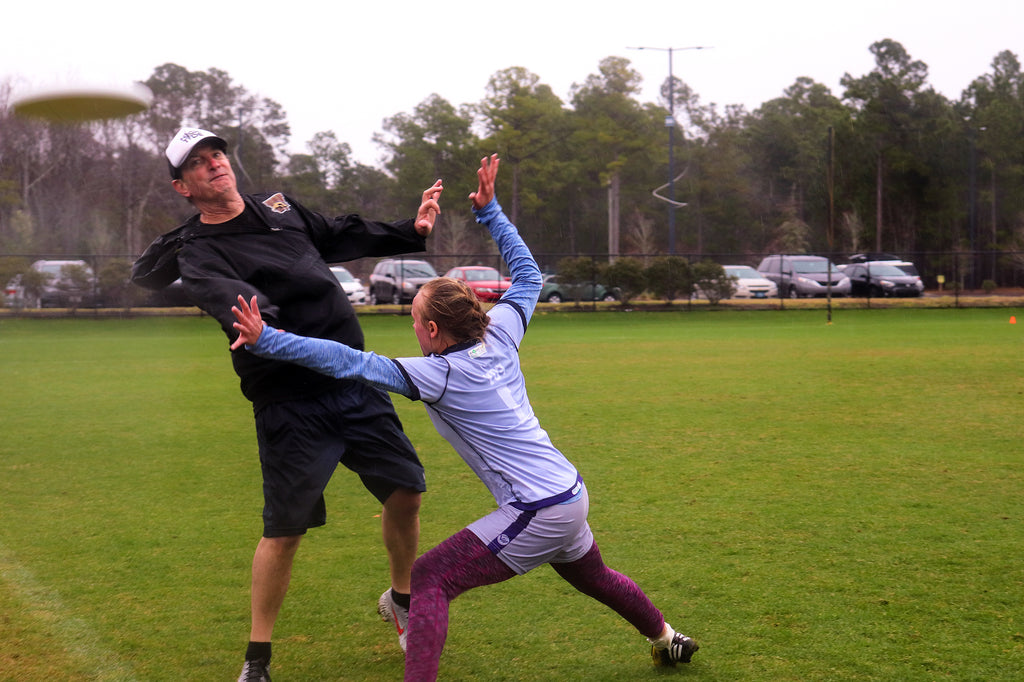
left=247, top=198, right=580, bottom=509
left=396, top=304, right=579, bottom=507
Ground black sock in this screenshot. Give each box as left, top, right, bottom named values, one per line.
left=245, top=641, right=271, bottom=663
left=391, top=588, right=411, bottom=610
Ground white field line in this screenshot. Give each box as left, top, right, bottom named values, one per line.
left=0, top=539, right=138, bottom=681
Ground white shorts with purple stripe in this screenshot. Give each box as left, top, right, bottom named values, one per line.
left=467, top=483, right=595, bottom=575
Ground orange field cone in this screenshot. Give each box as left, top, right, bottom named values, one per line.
left=1011, top=316, right=1017, bottom=324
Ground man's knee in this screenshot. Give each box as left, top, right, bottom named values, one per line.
left=259, top=534, right=303, bottom=558
left=384, top=487, right=422, bottom=517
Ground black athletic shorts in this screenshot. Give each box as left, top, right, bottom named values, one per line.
left=253, top=380, right=426, bottom=537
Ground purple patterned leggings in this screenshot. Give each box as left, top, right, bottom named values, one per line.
left=403, top=527, right=665, bottom=681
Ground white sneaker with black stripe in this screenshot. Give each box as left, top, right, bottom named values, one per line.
left=652, top=632, right=699, bottom=666
left=377, top=589, right=409, bottom=653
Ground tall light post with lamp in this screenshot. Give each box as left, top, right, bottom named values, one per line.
left=628, top=45, right=710, bottom=254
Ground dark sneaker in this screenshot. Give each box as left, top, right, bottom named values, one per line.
left=377, top=589, right=408, bottom=652
left=238, top=659, right=271, bottom=682
left=652, top=633, right=699, bottom=666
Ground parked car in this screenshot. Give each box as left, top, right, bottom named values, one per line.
left=443, top=265, right=511, bottom=302
left=4, top=259, right=98, bottom=308
left=842, top=262, right=925, bottom=297
left=538, top=274, right=619, bottom=304
left=368, top=258, right=437, bottom=304
left=757, top=255, right=850, bottom=298
left=4, top=274, right=22, bottom=307
left=722, top=265, right=777, bottom=299
left=330, top=265, right=367, bottom=305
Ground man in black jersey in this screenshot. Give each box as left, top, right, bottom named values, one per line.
left=132, top=127, right=443, bottom=681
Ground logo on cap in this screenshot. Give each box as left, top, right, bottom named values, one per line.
left=180, top=129, right=206, bottom=143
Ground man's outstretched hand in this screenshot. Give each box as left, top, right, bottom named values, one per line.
left=415, top=179, right=444, bottom=236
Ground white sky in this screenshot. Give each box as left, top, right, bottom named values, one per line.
left=4, top=0, right=1021, bottom=166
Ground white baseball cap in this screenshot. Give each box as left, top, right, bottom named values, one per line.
left=166, top=127, right=227, bottom=177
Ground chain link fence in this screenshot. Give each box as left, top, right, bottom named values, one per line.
left=2, top=250, right=1022, bottom=312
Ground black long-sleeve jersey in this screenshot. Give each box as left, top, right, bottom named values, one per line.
left=132, top=191, right=426, bottom=409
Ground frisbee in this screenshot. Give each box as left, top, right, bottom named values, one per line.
left=10, top=82, right=153, bottom=122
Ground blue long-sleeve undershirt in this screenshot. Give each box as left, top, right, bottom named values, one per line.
left=251, top=326, right=411, bottom=394
left=473, top=197, right=542, bottom=322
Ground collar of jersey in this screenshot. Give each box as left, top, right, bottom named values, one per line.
left=438, top=338, right=482, bottom=356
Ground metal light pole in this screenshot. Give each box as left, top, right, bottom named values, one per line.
left=667, top=48, right=677, bottom=255
left=969, top=126, right=977, bottom=290
left=628, top=45, right=710, bottom=255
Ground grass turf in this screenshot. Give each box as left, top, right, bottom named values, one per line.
left=0, top=308, right=1021, bottom=680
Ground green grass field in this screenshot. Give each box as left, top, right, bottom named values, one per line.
left=1, top=309, right=1022, bottom=681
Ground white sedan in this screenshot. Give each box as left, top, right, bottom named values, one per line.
left=723, top=265, right=777, bottom=299
left=330, top=266, right=368, bottom=305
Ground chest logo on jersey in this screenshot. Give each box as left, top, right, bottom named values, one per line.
left=262, top=193, right=292, bottom=214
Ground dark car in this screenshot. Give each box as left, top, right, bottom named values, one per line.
left=368, top=258, right=437, bottom=305
left=443, top=266, right=511, bottom=302
left=539, top=274, right=619, bottom=304
left=843, top=262, right=925, bottom=297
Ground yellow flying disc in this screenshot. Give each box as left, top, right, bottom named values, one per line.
left=10, top=82, right=153, bottom=122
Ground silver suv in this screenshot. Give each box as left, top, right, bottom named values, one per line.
left=4, top=259, right=98, bottom=308
left=757, top=255, right=850, bottom=298
left=368, top=258, right=437, bottom=305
